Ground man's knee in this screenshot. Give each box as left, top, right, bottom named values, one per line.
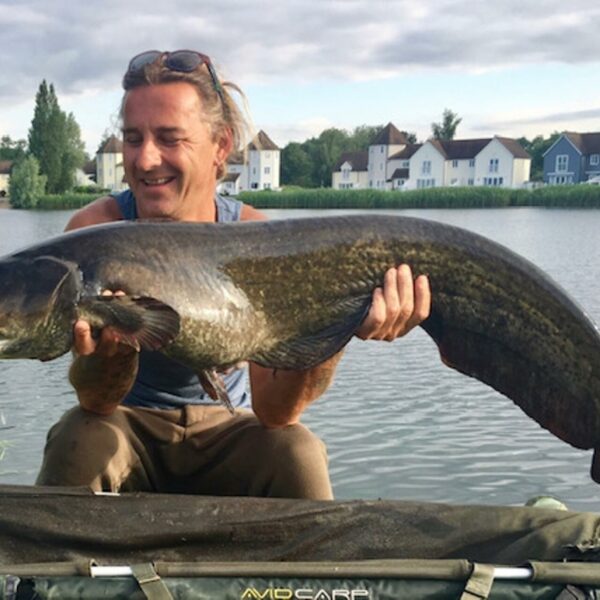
left=36, top=407, right=135, bottom=490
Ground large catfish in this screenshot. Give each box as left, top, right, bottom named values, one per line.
left=0, top=216, right=599, bottom=479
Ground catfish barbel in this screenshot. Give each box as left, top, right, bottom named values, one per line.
left=0, top=215, right=599, bottom=480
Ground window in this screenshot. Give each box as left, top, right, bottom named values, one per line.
left=263, top=183, right=271, bottom=190
left=402, top=161, right=409, bottom=168
left=468, top=178, right=474, bottom=186
left=251, top=182, right=258, bottom=189
left=556, top=155, right=568, bottom=172
left=380, top=147, right=384, bottom=153
left=342, top=167, right=350, bottom=180
left=252, top=167, right=257, bottom=175
left=422, top=160, right=431, bottom=175
left=469, top=159, right=475, bottom=167
left=452, top=160, right=458, bottom=168
left=489, top=158, right=499, bottom=173
left=264, top=166, right=271, bottom=174
left=590, top=154, right=600, bottom=166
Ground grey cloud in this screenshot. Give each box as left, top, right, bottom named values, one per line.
left=1, top=0, right=600, bottom=104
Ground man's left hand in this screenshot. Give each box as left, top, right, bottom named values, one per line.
left=355, top=264, right=431, bottom=341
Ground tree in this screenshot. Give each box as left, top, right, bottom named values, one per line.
left=517, top=132, right=560, bottom=181
left=0, top=136, right=27, bottom=161
left=8, top=155, right=47, bottom=208
left=28, top=80, right=85, bottom=194
left=431, top=109, right=462, bottom=141
left=281, top=142, right=313, bottom=187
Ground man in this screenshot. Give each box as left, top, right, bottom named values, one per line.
left=37, top=51, right=431, bottom=499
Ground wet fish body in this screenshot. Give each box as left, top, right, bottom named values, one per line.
left=0, top=216, right=599, bottom=474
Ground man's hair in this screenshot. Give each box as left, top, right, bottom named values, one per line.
left=121, top=57, right=251, bottom=178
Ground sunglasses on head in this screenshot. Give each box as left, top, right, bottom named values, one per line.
left=126, top=50, right=224, bottom=102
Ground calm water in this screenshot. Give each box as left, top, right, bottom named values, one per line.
left=0, top=206, right=599, bottom=512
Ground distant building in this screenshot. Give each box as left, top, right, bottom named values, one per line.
left=368, top=123, right=410, bottom=189
left=332, top=151, right=368, bottom=190
left=96, top=135, right=126, bottom=191
left=0, top=160, right=12, bottom=197
left=331, top=122, right=531, bottom=191
left=218, top=130, right=280, bottom=195
left=75, top=159, right=97, bottom=187
left=543, top=132, right=600, bottom=185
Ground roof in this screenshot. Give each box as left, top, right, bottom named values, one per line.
left=564, top=132, right=600, bottom=155
left=389, top=168, right=409, bottom=180
left=334, top=151, right=368, bottom=172
left=436, top=138, right=491, bottom=160
left=98, top=135, right=123, bottom=154
left=389, top=144, right=422, bottom=160
left=0, top=160, right=13, bottom=174
left=222, top=172, right=241, bottom=183
left=83, top=160, right=96, bottom=175
left=227, top=151, right=245, bottom=165
left=248, top=130, right=279, bottom=151
left=496, top=137, right=531, bottom=159
left=371, top=123, right=409, bottom=146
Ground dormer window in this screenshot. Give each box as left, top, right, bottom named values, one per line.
left=590, top=154, right=600, bottom=166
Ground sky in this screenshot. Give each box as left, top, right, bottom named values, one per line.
left=1, top=0, right=599, bottom=155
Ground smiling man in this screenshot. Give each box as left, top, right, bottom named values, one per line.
left=36, top=50, right=431, bottom=499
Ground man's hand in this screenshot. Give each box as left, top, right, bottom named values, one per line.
left=356, top=264, right=431, bottom=341
left=73, top=290, right=135, bottom=358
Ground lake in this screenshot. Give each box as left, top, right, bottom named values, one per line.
left=0, top=206, right=598, bottom=512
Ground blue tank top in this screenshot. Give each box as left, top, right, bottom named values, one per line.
left=113, top=190, right=250, bottom=410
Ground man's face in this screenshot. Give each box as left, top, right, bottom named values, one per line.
left=122, top=81, right=229, bottom=221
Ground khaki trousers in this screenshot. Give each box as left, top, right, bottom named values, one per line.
left=36, top=405, right=333, bottom=500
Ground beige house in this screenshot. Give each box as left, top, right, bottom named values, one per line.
left=96, top=135, right=126, bottom=191
left=332, top=152, right=369, bottom=190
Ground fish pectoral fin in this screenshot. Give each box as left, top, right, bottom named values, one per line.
left=254, top=297, right=372, bottom=370
left=198, top=369, right=235, bottom=414
left=77, top=295, right=180, bottom=352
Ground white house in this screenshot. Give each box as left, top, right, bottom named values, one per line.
left=332, top=151, right=369, bottom=190
left=387, top=144, right=421, bottom=189
left=0, top=160, right=12, bottom=197
left=218, top=130, right=281, bottom=195
left=368, top=123, right=410, bottom=189
left=409, top=137, right=530, bottom=189
left=474, top=137, right=531, bottom=188
left=96, top=135, right=126, bottom=191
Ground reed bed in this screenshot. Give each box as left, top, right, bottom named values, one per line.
left=22, top=185, right=600, bottom=210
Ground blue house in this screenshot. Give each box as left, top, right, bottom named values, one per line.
left=543, top=132, right=600, bottom=184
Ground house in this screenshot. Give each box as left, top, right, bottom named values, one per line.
left=475, top=137, right=531, bottom=188
left=409, top=137, right=530, bottom=189
left=96, top=135, right=126, bottom=191
left=332, top=151, right=368, bottom=190
left=368, top=123, right=410, bottom=189
left=388, top=144, right=421, bottom=189
left=543, top=132, right=600, bottom=185
left=75, top=159, right=97, bottom=188
left=218, top=130, right=281, bottom=195
left=0, top=161, right=12, bottom=197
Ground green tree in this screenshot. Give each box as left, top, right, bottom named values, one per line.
left=431, top=108, right=462, bottom=141
left=281, top=142, right=313, bottom=187
left=0, top=136, right=27, bottom=161
left=8, top=155, right=47, bottom=208
left=28, top=80, right=85, bottom=194
left=517, top=132, right=560, bottom=181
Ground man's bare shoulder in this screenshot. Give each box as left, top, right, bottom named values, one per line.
left=65, top=196, right=123, bottom=231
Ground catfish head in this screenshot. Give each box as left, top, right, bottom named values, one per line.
left=0, top=255, right=81, bottom=361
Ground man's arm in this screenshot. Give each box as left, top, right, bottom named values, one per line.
left=239, top=202, right=432, bottom=428
left=65, top=197, right=136, bottom=414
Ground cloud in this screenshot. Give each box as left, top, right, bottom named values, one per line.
left=2, top=0, right=600, bottom=106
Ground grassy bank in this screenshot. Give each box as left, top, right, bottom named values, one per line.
left=239, top=185, right=600, bottom=209
left=8, top=184, right=600, bottom=210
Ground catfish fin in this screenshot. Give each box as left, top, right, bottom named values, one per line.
left=198, top=369, right=235, bottom=414
left=77, top=295, right=180, bottom=352
left=253, top=296, right=372, bottom=370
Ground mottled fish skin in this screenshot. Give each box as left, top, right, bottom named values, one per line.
left=1, top=215, right=599, bottom=461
